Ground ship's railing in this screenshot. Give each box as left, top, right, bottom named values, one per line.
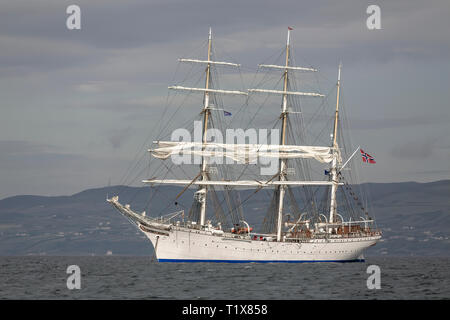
left=285, top=229, right=381, bottom=242
left=152, top=210, right=185, bottom=224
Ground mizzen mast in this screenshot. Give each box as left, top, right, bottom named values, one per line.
left=328, top=63, right=342, bottom=226
left=198, top=27, right=213, bottom=226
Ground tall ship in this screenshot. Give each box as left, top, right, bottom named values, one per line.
left=108, top=28, right=381, bottom=262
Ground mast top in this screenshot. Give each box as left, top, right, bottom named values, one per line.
left=209, top=27, right=212, bottom=41
left=338, top=62, right=342, bottom=82
left=287, top=27, right=293, bottom=46
left=332, top=62, right=342, bottom=148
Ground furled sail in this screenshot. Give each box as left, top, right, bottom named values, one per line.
left=150, top=141, right=333, bottom=164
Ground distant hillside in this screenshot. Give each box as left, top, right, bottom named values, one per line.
left=0, top=181, right=449, bottom=256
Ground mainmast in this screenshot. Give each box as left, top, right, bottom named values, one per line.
left=247, top=28, right=325, bottom=241
left=328, top=63, right=342, bottom=225
left=275, top=28, right=291, bottom=242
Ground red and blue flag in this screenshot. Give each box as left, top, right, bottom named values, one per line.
left=360, top=149, right=376, bottom=164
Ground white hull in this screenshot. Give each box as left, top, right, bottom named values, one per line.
left=140, top=224, right=380, bottom=263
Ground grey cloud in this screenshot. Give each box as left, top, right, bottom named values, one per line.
left=0, top=0, right=449, bottom=196
left=390, top=139, right=437, bottom=159
left=0, top=140, right=130, bottom=197
left=0, top=140, right=57, bottom=155
left=108, top=127, right=132, bottom=149
left=0, top=140, right=85, bottom=169
left=349, top=115, right=450, bottom=130
left=414, top=169, right=450, bottom=176
left=1, top=0, right=449, bottom=77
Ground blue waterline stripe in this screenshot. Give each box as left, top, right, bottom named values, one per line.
left=158, top=259, right=365, bottom=263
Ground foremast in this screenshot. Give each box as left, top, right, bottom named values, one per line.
left=165, top=28, right=247, bottom=227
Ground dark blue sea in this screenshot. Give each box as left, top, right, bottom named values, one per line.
left=0, top=256, right=448, bottom=299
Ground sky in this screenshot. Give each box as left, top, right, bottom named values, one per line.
left=0, top=0, right=449, bottom=198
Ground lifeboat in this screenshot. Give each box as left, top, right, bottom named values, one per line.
left=231, top=227, right=253, bottom=234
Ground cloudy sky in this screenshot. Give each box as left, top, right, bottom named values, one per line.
left=1, top=0, right=449, bottom=198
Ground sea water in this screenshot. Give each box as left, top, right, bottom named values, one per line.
left=0, top=256, right=448, bottom=299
